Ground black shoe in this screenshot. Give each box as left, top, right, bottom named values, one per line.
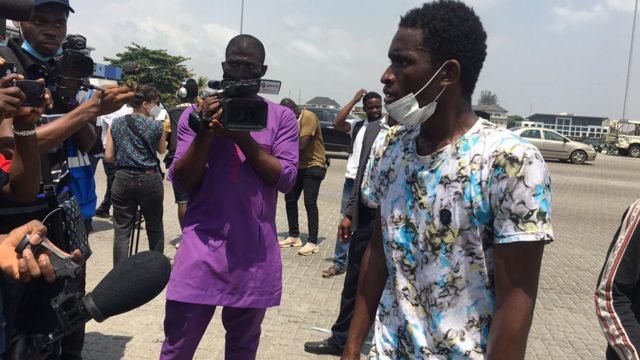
left=95, top=208, right=110, bottom=218
left=304, top=339, right=342, bottom=356
left=85, top=221, right=94, bottom=234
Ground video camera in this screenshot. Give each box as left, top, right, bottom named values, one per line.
left=189, top=78, right=281, bottom=133
left=51, top=34, right=95, bottom=105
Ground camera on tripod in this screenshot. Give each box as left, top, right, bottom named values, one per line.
left=190, top=78, right=281, bottom=133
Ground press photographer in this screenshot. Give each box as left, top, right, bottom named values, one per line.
left=160, top=34, right=298, bottom=359
left=0, top=1, right=135, bottom=359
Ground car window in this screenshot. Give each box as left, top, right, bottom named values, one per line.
left=544, top=131, right=566, bottom=142
left=520, top=129, right=541, bottom=139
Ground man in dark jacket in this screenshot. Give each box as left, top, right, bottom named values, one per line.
left=596, top=199, right=640, bottom=359
left=304, top=115, right=396, bottom=356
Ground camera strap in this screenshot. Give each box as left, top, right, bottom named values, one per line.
left=124, top=115, right=164, bottom=178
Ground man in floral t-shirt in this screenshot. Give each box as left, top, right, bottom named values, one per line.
left=340, top=2, right=553, bottom=360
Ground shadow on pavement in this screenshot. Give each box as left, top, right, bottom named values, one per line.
left=83, top=332, right=132, bottom=360
left=90, top=219, right=113, bottom=234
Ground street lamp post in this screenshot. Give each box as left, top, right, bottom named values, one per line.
left=240, top=0, right=245, bottom=34
left=622, top=0, right=638, bottom=121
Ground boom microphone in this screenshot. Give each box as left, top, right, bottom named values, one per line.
left=83, top=251, right=171, bottom=321
left=50, top=250, right=171, bottom=337
left=0, top=0, right=34, bottom=21
left=120, top=62, right=157, bottom=75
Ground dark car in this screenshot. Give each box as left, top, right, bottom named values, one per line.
left=303, top=106, right=361, bottom=154
left=581, top=138, right=603, bottom=153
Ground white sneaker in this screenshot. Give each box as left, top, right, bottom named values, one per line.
left=279, top=237, right=303, bottom=248
left=298, top=242, right=319, bottom=256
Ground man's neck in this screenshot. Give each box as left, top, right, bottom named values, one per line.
left=366, top=115, right=381, bottom=123
left=416, top=102, right=477, bottom=156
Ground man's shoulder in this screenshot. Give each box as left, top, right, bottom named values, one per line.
left=0, top=45, right=24, bottom=74
left=265, top=99, right=296, bottom=124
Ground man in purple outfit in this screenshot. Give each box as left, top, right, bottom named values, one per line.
left=159, top=34, right=299, bottom=359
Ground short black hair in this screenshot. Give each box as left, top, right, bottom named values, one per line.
left=399, top=0, right=487, bottom=100
left=183, top=79, right=198, bottom=99
left=363, top=92, right=381, bottom=105
left=280, top=98, right=298, bottom=112
left=226, top=34, right=266, bottom=64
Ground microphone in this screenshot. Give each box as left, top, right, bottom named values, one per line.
left=83, top=251, right=171, bottom=321
left=0, top=0, right=33, bottom=21
left=51, top=251, right=171, bottom=336
left=120, top=62, right=157, bottom=75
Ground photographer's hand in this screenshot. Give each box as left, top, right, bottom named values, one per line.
left=36, top=84, right=134, bottom=154
left=13, top=79, right=51, bottom=130
left=0, top=73, right=26, bottom=121
left=90, top=85, right=136, bottom=116
left=0, top=77, right=48, bottom=203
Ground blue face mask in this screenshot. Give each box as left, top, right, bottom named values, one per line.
left=19, top=26, right=62, bottom=62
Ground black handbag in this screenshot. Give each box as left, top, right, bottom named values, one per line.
left=58, top=196, right=91, bottom=259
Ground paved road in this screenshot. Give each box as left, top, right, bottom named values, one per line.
left=80, top=154, right=640, bottom=359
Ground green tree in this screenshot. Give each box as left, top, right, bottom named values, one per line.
left=105, top=43, right=191, bottom=107
left=478, top=90, right=499, bottom=106
left=507, top=115, right=524, bottom=129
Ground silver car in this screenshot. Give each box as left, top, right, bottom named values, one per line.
left=512, top=128, right=597, bottom=164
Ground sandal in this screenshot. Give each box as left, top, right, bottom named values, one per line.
left=322, top=265, right=345, bottom=278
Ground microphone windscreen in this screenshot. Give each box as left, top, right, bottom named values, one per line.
left=0, top=0, right=34, bottom=21
left=90, top=251, right=171, bottom=319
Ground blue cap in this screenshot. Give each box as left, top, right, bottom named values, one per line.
left=33, top=0, right=75, bottom=13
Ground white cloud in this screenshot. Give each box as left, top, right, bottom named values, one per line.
left=606, top=0, right=638, bottom=12
left=289, top=40, right=329, bottom=62
left=551, top=3, right=607, bottom=31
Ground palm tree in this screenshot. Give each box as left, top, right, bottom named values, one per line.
left=196, top=76, right=209, bottom=91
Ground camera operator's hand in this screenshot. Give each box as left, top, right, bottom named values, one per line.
left=0, top=221, right=52, bottom=282
left=88, top=85, right=135, bottom=116
left=0, top=221, right=83, bottom=283
left=198, top=97, right=252, bottom=142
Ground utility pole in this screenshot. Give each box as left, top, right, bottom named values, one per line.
left=240, top=0, right=245, bottom=34
left=622, top=0, right=638, bottom=121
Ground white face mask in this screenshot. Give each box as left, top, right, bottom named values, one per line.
left=385, top=62, right=448, bottom=127
left=148, top=105, right=161, bottom=118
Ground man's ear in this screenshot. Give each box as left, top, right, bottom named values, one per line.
left=260, top=65, right=268, bottom=77
left=440, top=60, right=461, bottom=87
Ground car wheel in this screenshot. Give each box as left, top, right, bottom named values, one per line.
left=570, top=150, right=587, bottom=164
left=629, top=145, right=640, bottom=158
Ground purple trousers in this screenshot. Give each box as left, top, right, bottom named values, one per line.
left=159, top=300, right=267, bottom=360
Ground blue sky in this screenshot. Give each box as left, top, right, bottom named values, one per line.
left=67, top=0, right=639, bottom=119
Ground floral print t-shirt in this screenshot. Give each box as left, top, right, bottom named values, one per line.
left=361, top=119, right=554, bottom=359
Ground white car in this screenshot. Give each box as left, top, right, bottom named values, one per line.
left=512, top=128, right=597, bottom=164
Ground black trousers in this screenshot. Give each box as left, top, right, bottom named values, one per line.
left=97, top=161, right=117, bottom=211
left=284, top=166, right=326, bottom=244
left=328, top=204, right=376, bottom=349
left=111, top=170, right=164, bottom=266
